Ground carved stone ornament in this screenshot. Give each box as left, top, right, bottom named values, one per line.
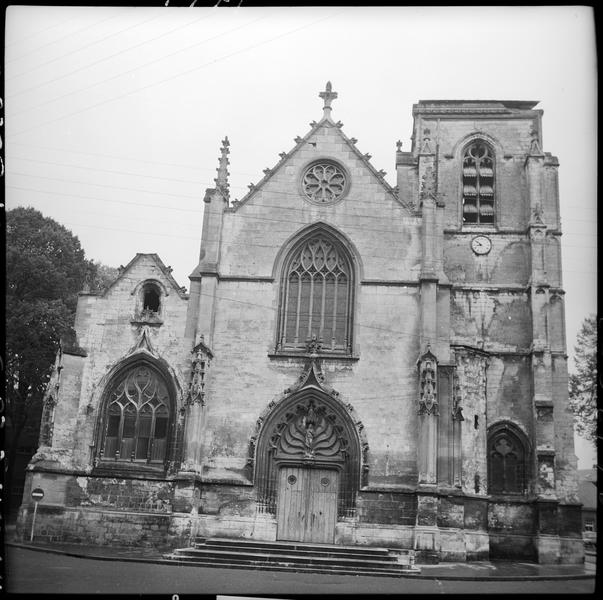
left=418, top=346, right=438, bottom=416
left=318, top=80, right=338, bottom=117
left=420, top=128, right=433, bottom=154
left=302, top=160, right=348, bottom=204
left=306, top=334, right=323, bottom=356
left=531, top=201, right=544, bottom=224
left=530, top=227, right=546, bottom=240
left=271, top=398, right=347, bottom=461
left=537, top=455, right=556, bottom=496
left=452, top=369, right=464, bottom=421
left=127, top=325, right=158, bottom=357
left=248, top=354, right=369, bottom=488
left=131, top=307, right=163, bottom=326
left=214, top=136, right=230, bottom=200
left=420, top=165, right=437, bottom=203
left=185, top=340, right=213, bottom=407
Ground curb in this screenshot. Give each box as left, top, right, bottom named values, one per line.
left=5, top=541, right=596, bottom=581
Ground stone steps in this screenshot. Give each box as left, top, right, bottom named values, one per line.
left=164, top=537, right=420, bottom=577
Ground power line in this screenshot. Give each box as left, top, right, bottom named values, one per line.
left=10, top=10, right=342, bottom=136
left=8, top=12, right=269, bottom=117
left=6, top=198, right=596, bottom=273
left=7, top=10, right=219, bottom=96
left=0, top=183, right=534, bottom=240
left=6, top=184, right=202, bottom=213
left=5, top=11, right=82, bottom=49
left=5, top=11, right=125, bottom=64
left=83, top=276, right=595, bottom=347
left=6, top=141, right=222, bottom=173
left=8, top=155, right=206, bottom=184
left=6, top=153, right=597, bottom=226
left=6, top=178, right=598, bottom=240
left=8, top=171, right=202, bottom=201
left=6, top=11, right=164, bottom=78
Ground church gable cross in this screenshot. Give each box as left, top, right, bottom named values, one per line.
left=319, top=81, right=338, bottom=118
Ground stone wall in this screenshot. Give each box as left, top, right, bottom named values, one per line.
left=36, top=254, right=191, bottom=475
left=17, top=471, right=190, bottom=549
left=201, top=121, right=426, bottom=487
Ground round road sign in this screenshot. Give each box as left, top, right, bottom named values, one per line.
left=31, top=488, right=44, bottom=501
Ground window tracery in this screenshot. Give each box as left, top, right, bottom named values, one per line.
left=277, top=234, right=353, bottom=354
left=302, top=161, right=348, bottom=204
left=100, top=365, right=171, bottom=465
left=487, top=423, right=529, bottom=494
left=462, top=141, right=495, bottom=225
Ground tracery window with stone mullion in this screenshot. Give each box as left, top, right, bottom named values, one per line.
left=101, top=365, right=170, bottom=464
left=280, top=237, right=351, bottom=352
left=462, top=141, right=495, bottom=224
left=488, top=427, right=528, bottom=494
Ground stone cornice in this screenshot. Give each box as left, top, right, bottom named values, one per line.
left=360, top=279, right=419, bottom=287
left=194, top=272, right=275, bottom=283
left=451, top=284, right=528, bottom=293
left=444, top=228, right=563, bottom=237
left=268, top=352, right=359, bottom=362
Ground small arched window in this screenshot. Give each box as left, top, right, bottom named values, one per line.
left=100, top=364, right=171, bottom=465
left=488, top=423, right=529, bottom=494
left=277, top=233, right=353, bottom=354
left=462, top=141, right=495, bottom=225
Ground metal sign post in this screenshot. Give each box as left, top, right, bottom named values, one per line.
left=30, top=488, right=44, bottom=542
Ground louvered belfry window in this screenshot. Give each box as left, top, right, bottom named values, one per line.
left=462, top=141, right=495, bottom=224
left=279, top=235, right=352, bottom=353
left=102, top=365, right=170, bottom=464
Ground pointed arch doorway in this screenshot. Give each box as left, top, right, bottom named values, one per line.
left=254, top=389, right=362, bottom=545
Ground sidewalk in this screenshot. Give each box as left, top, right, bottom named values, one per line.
left=4, top=538, right=596, bottom=581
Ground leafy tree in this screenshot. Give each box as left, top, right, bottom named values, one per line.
left=568, top=315, right=598, bottom=444
left=89, top=261, right=120, bottom=292
left=4, top=207, right=114, bottom=512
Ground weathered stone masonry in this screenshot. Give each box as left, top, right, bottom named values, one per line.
left=18, top=87, right=583, bottom=564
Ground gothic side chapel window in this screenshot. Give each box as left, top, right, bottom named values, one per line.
left=462, top=141, right=495, bottom=225
left=101, top=365, right=171, bottom=465
left=488, top=423, right=529, bottom=494
left=277, top=233, right=353, bottom=354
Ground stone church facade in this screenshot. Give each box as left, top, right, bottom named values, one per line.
left=18, top=84, right=583, bottom=563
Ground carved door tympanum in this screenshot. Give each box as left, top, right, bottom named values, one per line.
left=276, top=466, right=338, bottom=544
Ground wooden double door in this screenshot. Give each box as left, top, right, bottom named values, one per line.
left=276, top=466, right=339, bottom=544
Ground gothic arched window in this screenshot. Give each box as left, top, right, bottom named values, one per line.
left=462, top=141, right=495, bottom=225
left=488, top=423, right=529, bottom=494
left=100, top=364, right=172, bottom=465
left=277, top=233, right=353, bottom=354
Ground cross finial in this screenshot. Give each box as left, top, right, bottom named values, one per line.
left=319, top=81, right=338, bottom=118
left=214, top=136, right=230, bottom=200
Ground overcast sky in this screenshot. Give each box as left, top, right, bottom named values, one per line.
left=4, top=5, right=596, bottom=467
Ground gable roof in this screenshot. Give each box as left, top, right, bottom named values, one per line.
left=229, top=116, right=411, bottom=212
left=90, top=253, right=188, bottom=299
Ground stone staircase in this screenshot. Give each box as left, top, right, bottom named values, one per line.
left=164, top=537, right=420, bottom=577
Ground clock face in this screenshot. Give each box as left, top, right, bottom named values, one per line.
left=471, top=235, right=492, bottom=255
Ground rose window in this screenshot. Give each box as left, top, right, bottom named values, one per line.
left=302, top=161, right=347, bottom=204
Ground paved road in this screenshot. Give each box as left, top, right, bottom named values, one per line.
left=3, top=547, right=596, bottom=595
